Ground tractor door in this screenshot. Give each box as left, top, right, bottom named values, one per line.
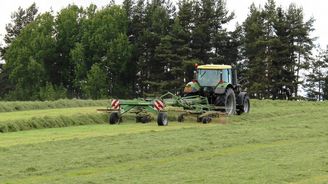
left=222, top=69, right=232, bottom=84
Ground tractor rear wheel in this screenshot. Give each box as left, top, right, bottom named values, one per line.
left=109, top=112, right=120, bottom=124
left=157, top=112, right=168, bottom=126
left=215, top=88, right=236, bottom=115
left=237, top=95, right=250, bottom=115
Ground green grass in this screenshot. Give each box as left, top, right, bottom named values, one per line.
left=0, top=100, right=328, bottom=184
left=0, top=99, right=109, bottom=112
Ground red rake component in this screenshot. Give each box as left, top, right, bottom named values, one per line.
left=154, top=100, right=165, bottom=111
left=111, top=99, right=120, bottom=110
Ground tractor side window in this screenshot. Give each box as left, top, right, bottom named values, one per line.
left=222, top=69, right=230, bottom=83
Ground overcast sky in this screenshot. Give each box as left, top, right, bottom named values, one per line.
left=0, top=0, right=327, bottom=50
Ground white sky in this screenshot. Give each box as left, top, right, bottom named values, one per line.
left=226, top=0, right=328, bottom=48
left=0, top=0, right=327, bottom=62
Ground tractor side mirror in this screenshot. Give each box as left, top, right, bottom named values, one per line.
left=232, top=68, right=238, bottom=85
left=193, top=70, right=197, bottom=80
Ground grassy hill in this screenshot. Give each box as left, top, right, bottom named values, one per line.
left=0, top=100, right=328, bottom=183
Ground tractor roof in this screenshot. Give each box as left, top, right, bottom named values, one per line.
left=197, top=64, right=232, bottom=70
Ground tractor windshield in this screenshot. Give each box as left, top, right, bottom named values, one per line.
left=197, top=69, right=222, bottom=87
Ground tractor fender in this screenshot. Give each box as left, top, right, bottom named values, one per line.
left=236, top=92, right=248, bottom=106
left=215, top=84, right=233, bottom=95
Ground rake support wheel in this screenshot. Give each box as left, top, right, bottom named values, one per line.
left=109, top=112, right=120, bottom=125
left=157, top=112, right=168, bottom=126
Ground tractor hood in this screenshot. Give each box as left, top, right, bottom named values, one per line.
left=183, top=81, right=201, bottom=94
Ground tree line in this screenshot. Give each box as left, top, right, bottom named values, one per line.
left=0, top=0, right=327, bottom=101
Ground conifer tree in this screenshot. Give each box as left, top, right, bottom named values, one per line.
left=304, top=48, right=328, bottom=100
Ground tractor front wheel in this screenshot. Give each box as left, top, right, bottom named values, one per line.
left=157, top=112, right=168, bottom=126
left=237, top=95, right=250, bottom=115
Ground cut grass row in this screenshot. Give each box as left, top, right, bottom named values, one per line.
left=0, top=107, right=107, bottom=133
left=0, top=99, right=109, bottom=112
left=0, top=106, right=180, bottom=133
left=0, top=99, right=328, bottom=183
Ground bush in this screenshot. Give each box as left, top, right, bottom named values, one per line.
left=39, top=83, right=68, bottom=101
left=83, top=63, right=108, bottom=99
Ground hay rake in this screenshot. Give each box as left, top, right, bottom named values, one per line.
left=97, top=92, right=226, bottom=126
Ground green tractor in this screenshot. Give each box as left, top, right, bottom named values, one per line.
left=183, top=64, right=250, bottom=115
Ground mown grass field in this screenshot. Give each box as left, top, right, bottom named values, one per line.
left=0, top=100, right=328, bottom=184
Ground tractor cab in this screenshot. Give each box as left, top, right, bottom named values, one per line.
left=197, top=65, right=233, bottom=87
left=184, top=64, right=237, bottom=97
